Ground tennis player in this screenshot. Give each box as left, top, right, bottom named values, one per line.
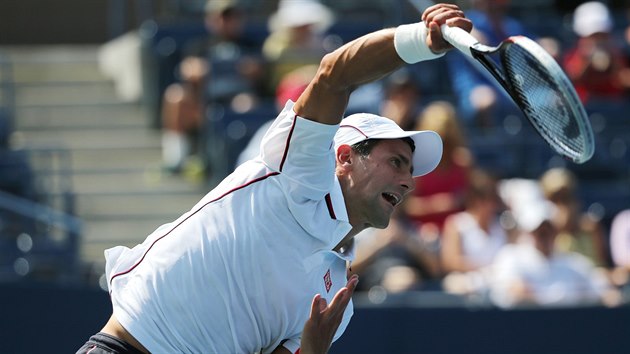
left=76, top=4, right=472, bottom=354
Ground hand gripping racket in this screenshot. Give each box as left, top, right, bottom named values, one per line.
left=440, top=25, right=595, bottom=164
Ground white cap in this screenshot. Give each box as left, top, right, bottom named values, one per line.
left=498, top=178, right=557, bottom=233
left=334, top=113, right=443, bottom=177
left=269, top=0, right=334, bottom=33
left=514, top=200, right=556, bottom=233
left=573, top=1, right=613, bottom=37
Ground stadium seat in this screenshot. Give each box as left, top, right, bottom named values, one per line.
left=203, top=101, right=277, bottom=184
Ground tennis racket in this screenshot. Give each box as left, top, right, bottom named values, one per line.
left=439, top=24, right=595, bottom=164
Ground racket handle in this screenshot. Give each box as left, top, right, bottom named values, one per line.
left=440, top=24, right=479, bottom=58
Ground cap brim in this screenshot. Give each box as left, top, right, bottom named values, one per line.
left=369, top=130, right=443, bottom=177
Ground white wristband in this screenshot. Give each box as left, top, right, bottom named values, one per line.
left=394, top=22, right=445, bottom=64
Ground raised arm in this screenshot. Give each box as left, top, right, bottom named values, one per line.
left=293, top=3, right=472, bottom=125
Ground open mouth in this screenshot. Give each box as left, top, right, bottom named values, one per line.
left=382, top=192, right=401, bottom=207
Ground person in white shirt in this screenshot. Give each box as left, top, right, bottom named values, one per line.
left=76, top=3, right=472, bottom=354
left=489, top=199, right=612, bottom=308
left=608, top=209, right=630, bottom=289
left=441, top=169, right=508, bottom=274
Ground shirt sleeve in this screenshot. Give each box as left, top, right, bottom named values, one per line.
left=259, top=100, right=339, bottom=200
left=281, top=338, right=301, bottom=354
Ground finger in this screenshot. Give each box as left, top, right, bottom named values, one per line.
left=309, top=294, right=323, bottom=319
left=346, top=274, right=359, bottom=293
left=330, top=287, right=349, bottom=307
left=445, top=17, right=474, bottom=32
left=426, top=10, right=467, bottom=27
left=327, top=284, right=355, bottom=317
left=318, top=296, right=328, bottom=312
left=423, top=7, right=453, bottom=25
left=421, top=3, right=460, bottom=22
left=422, top=4, right=461, bottom=23
left=428, top=21, right=446, bottom=48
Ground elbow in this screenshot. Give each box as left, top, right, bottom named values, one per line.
left=313, top=52, right=353, bottom=93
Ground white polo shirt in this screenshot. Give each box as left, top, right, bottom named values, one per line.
left=105, top=101, right=355, bottom=354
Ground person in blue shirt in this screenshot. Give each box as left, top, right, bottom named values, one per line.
left=446, top=0, right=531, bottom=129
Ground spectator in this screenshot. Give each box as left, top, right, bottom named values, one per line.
left=351, top=210, right=442, bottom=294
left=487, top=197, right=618, bottom=308
left=262, top=0, right=335, bottom=90
left=440, top=169, right=508, bottom=274
left=378, top=68, right=422, bottom=131
left=161, top=56, right=208, bottom=173
left=445, top=0, right=529, bottom=129
left=611, top=209, right=630, bottom=268
left=273, top=64, right=318, bottom=110
left=563, top=1, right=630, bottom=104
left=539, top=167, right=608, bottom=268
left=235, top=64, right=318, bottom=166
left=403, top=101, right=473, bottom=244
left=610, top=209, right=630, bottom=288
left=202, top=0, right=267, bottom=104
left=161, top=0, right=266, bottom=173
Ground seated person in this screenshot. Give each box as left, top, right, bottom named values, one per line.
left=441, top=169, right=508, bottom=274
left=488, top=197, right=618, bottom=308
left=404, top=101, right=473, bottom=244
left=609, top=209, right=630, bottom=288
left=445, top=0, right=530, bottom=128
left=539, top=167, right=608, bottom=268
left=563, top=1, right=630, bottom=104
left=263, top=0, right=334, bottom=90
left=352, top=210, right=442, bottom=293
left=162, top=0, right=266, bottom=173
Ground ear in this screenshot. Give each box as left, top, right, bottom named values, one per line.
left=336, top=144, right=354, bottom=168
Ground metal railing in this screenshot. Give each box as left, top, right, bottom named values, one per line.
left=0, top=189, right=82, bottom=283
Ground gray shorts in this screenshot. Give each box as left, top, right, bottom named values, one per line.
left=75, top=332, right=146, bottom=354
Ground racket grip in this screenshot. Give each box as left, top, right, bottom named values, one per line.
left=440, top=24, right=478, bottom=58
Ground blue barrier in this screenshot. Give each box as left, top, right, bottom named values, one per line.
left=3, top=282, right=629, bottom=354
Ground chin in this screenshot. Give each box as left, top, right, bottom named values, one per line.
left=370, top=216, right=391, bottom=229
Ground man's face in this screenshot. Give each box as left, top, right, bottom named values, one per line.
left=533, top=220, right=557, bottom=257
left=339, top=139, right=416, bottom=229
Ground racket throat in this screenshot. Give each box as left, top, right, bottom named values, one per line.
left=473, top=51, right=508, bottom=86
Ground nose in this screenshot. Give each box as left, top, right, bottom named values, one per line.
left=401, top=173, right=415, bottom=193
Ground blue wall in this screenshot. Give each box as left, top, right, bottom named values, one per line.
left=2, top=282, right=629, bottom=354
left=331, top=304, right=630, bottom=354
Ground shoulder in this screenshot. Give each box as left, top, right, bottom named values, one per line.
left=578, top=213, right=603, bottom=235
left=557, top=251, right=595, bottom=270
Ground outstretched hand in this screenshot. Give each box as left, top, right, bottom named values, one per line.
left=299, top=275, right=359, bottom=354
left=422, top=3, right=473, bottom=53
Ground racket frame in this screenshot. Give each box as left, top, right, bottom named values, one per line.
left=440, top=25, right=595, bottom=163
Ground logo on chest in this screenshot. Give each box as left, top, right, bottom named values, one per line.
left=323, top=269, right=332, bottom=293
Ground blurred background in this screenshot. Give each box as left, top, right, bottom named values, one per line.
left=1, top=0, right=630, bottom=353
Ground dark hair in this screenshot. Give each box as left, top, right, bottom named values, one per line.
left=351, top=137, right=415, bottom=157
left=464, top=169, right=499, bottom=207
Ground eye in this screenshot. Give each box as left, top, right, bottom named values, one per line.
left=391, top=158, right=401, bottom=168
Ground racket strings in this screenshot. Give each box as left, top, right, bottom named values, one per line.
left=502, top=44, right=585, bottom=160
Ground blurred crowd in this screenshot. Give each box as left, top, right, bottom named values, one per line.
left=133, top=0, right=630, bottom=309
left=0, top=0, right=630, bottom=308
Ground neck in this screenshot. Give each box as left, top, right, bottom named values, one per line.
left=333, top=227, right=361, bottom=252
left=471, top=209, right=491, bottom=231
left=334, top=237, right=355, bottom=254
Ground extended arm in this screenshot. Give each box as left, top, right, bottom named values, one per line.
left=293, top=3, right=472, bottom=125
